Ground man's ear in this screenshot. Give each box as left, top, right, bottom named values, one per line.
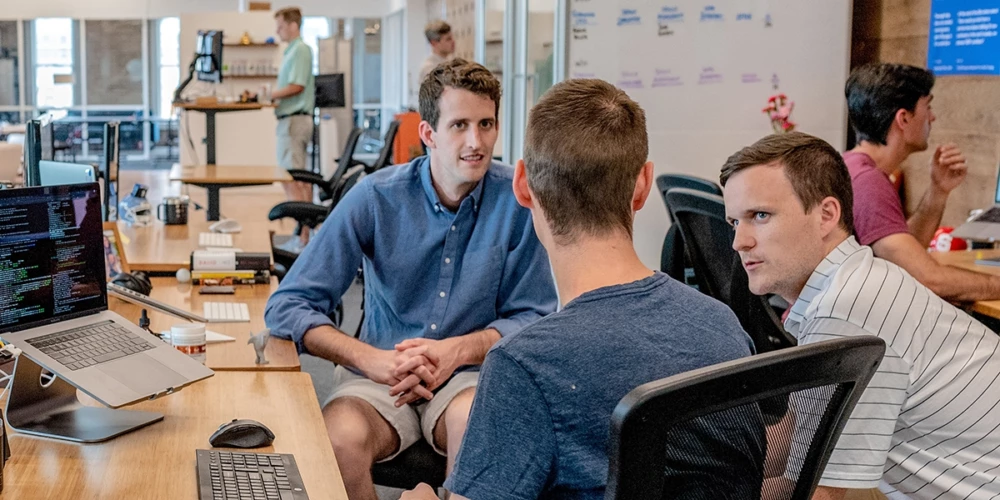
left=418, top=120, right=435, bottom=149
left=894, top=107, right=911, bottom=131
left=817, top=196, right=843, bottom=237
left=512, top=160, right=534, bottom=210
left=632, top=161, right=655, bottom=212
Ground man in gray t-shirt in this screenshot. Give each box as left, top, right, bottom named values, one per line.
left=402, top=80, right=762, bottom=500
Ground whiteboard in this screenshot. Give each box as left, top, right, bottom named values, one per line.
left=567, top=0, right=852, bottom=267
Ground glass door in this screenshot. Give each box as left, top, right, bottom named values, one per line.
left=478, top=0, right=566, bottom=164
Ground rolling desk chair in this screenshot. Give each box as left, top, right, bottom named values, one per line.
left=665, top=188, right=796, bottom=353
left=286, top=127, right=364, bottom=203
left=365, top=120, right=401, bottom=174
left=606, top=336, right=885, bottom=500
left=656, top=174, right=722, bottom=283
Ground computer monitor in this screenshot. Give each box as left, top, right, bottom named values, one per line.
left=195, top=30, right=224, bottom=83
left=315, top=73, right=346, bottom=108
left=103, top=122, right=120, bottom=221
left=24, top=116, right=57, bottom=186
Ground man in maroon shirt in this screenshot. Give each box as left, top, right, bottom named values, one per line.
left=845, top=63, right=1000, bottom=301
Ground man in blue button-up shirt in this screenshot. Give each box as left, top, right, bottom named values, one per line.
left=264, top=59, right=557, bottom=500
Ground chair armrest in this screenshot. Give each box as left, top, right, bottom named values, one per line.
left=267, top=202, right=331, bottom=228
left=286, top=169, right=326, bottom=186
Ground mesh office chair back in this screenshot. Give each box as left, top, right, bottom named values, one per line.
left=665, top=187, right=796, bottom=352
left=367, top=120, right=401, bottom=174
left=606, top=336, right=885, bottom=500
left=656, top=174, right=722, bottom=282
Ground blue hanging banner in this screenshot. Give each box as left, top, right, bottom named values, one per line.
left=927, top=0, right=1000, bottom=75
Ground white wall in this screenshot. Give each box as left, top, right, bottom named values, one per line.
left=1, top=0, right=392, bottom=20
left=178, top=11, right=281, bottom=166
left=404, top=0, right=430, bottom=108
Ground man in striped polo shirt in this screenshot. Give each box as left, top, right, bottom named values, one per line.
left=721, top=132, right=1000, bottom=500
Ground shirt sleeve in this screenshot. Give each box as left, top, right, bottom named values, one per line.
left=487, top=213, right=558, bottom=337
left=286, top=44, right=312, bottom=87
left=444, top=348, right=557, bottom=500
left=789, top=317, right=909, bottom=489
left=852, top=169, right=910, bottom=246
left=264, top=181, right=373, bottom=353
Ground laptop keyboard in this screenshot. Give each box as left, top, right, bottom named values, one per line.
left=197, top=449, right=309, bottom=500
left=26, top=320, right=157, bottom=370
left=204, top=302, right=250, bottom=322
left=977, top=207, right=1000, bottom=223
left=200, top=232, right=234, bottom=247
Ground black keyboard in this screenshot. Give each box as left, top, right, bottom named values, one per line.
left=197, top=450, right=310, bottom=500
left=977, top=207, right=1000, bottom=223
left=25, top=320, right=156, bottom=370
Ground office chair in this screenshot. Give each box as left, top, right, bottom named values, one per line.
left=606, top=336, right=885, bottom=500
left=656, top=174, right=722, bottom=283
left=665, top=188, right=796, bottom=353
left=285, top=127, right=364, bottom=202
left=365, top=120, right=401, bottom=174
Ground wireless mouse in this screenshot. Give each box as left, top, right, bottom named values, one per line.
left=209, top=419, right=275, bottom=448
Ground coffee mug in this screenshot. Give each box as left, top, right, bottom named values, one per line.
left=157, top=196, right=189, bottom=225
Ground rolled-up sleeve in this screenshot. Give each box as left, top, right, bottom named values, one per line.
left=487, top=214, right=557, bottom=336
left=264, top=181, right=373, bottom=353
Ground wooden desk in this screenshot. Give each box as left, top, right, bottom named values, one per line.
left=173, top=102, right=272, bottom=166
left=118, top=219, right=274, bottom=273
left=0, top=372, right=348, bottom=500
left=109, top=277, right=299, bottom=371
left=170, top=164, right=293, bottom=221
left=933, top=249, right=1000, bottom=318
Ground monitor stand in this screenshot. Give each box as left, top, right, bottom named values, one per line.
left=4, top=355, right=163, bottom=443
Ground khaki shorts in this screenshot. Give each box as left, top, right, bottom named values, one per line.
left=276, top=114, right=312, bottom=171
left=323, top=365, right=479, bottom=461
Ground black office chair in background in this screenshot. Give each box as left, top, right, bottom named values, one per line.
left=665, top=188, right=796, bottom=353
left=285, top=127, right=365, bottom=203
left=365, top=120, right=400, bottom=175
left=656, top=174, right=722, bottom=284
left=606, top=336, right=885, bottom=500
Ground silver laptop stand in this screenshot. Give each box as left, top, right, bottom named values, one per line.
left=4, top=355, right=163, bottom=443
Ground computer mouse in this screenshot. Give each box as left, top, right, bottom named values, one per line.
left=209, top=219, right=242, bottom=234
left=209, top=419, right=275, bottom=448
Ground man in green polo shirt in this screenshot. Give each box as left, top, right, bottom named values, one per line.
left=272, top=7, right=314, bottom=203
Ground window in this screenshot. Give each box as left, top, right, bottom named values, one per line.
left=33, top=18, right=75, bottom=108
left=301, top=17, right=331, bottom=75
left=0, top=21, right=20, bottom=109
left=156, top=18, right=180, bottom=118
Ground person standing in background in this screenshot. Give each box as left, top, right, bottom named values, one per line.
left=271, top=7, right=315, bottom=204
left=419, top=21, right=455, bottom=84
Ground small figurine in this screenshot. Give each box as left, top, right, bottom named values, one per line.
left=240, top=32, right=252, bottom=45
left=248, top=328, right=271, bottom=365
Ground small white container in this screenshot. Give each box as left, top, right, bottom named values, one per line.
left=171, top=323, right=207, bottom=364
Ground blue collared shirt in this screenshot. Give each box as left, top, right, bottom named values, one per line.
left=265, top=156, right=558, bottom=355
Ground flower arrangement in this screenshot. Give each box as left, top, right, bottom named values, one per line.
left=763, top=93, right=795, bottom=133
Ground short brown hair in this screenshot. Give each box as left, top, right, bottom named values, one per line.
left=425, top=20, right=452, bottom=42
left=419, top=58, right=500, bottom=130
left=719, top=132, right=855, bottom=234
left=274, top=7, right=302, bottom=27
left=523, top=79, right=648, bottom=244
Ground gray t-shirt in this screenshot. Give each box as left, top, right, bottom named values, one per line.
left=445, top=272, right=762, bottom=500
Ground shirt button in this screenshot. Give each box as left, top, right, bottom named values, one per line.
left=439, top=291, right=446, bottom=298
left=444, top=257, right=451, bottom=264
left=451, top=225, right=456, bottom=231
left=430, top=324, right=437, bottom=331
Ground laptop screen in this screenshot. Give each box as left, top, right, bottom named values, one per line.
left=0, top=183, right=108, bottom=332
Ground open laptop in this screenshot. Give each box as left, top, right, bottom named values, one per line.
left=39, top=160, right=96, bottom=186
left=0, top=183, right=213, bottom=409
left=953, top=166, right=1000, bottom=241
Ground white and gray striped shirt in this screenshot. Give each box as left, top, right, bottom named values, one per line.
left=785, top=237, right=1000, bottom=500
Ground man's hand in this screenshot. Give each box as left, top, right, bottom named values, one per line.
left=400, top=483, right=439, bottom=500
left=930, top=143, right=968, bottom=195
left=390, top=337, right=464, bottom=406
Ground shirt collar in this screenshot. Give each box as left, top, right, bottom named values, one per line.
left=418, top=156, right=486, bottom=214
left=284, top=37, right=302, bottom=54
left=784, top=236, right=864, bottom=331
